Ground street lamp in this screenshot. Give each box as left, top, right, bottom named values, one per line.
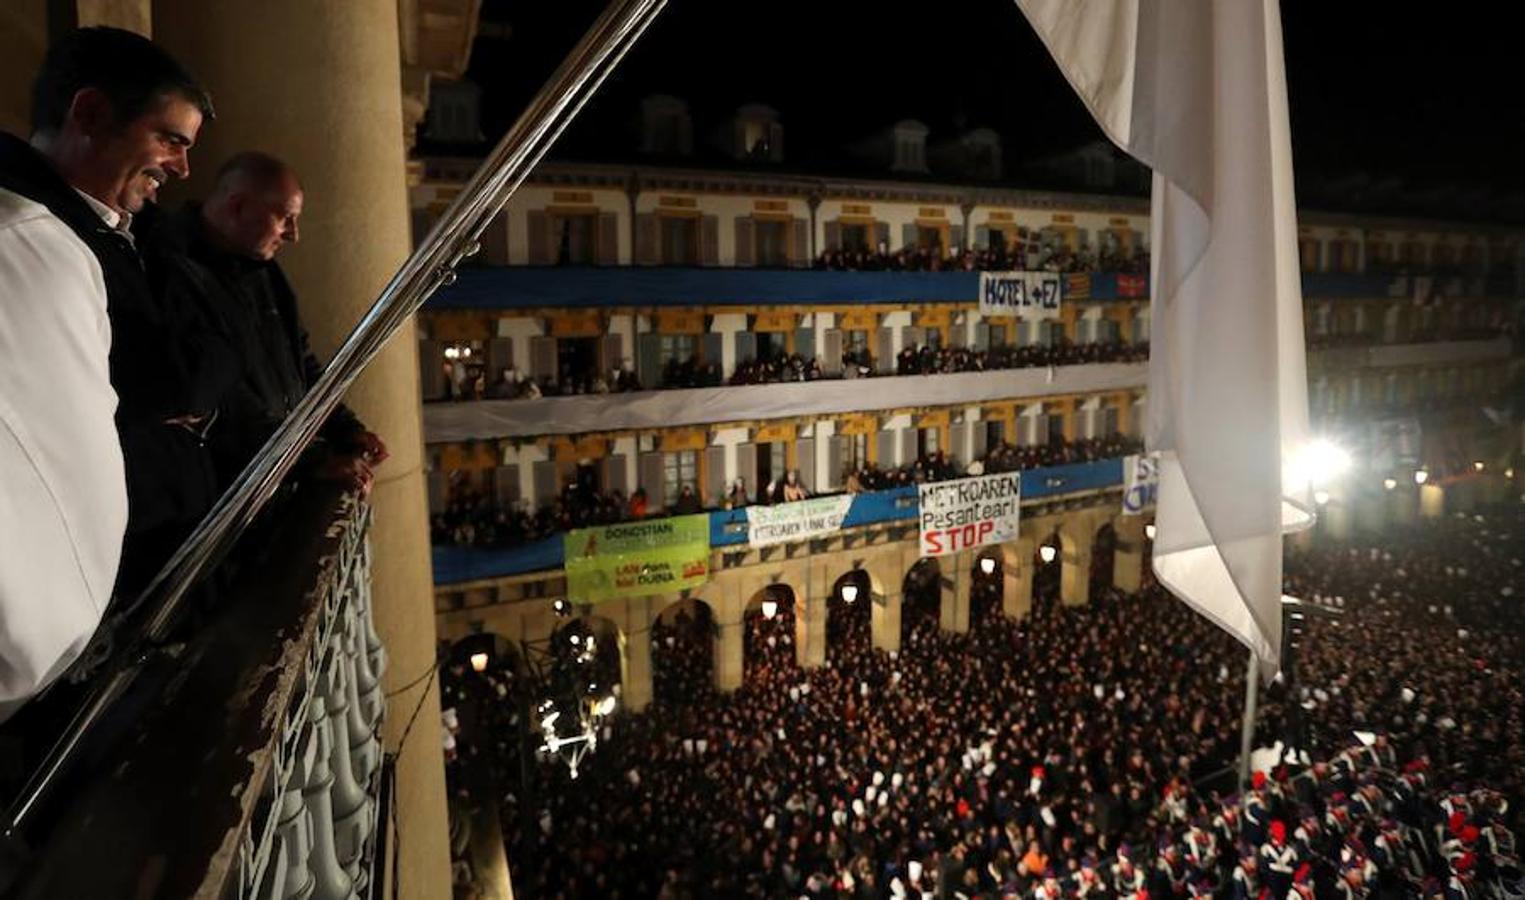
left=1144, top=523, right=1156, bottom=541
left=762, top=598, right=778, bottom=620
left=1039, top=544, right=1058, bottom=564
left=1414, top=469, right=1429, bottom=485
left=840, top=583, right=860, bottom=604
left=1313, top=490, right=1331, bottom=506
left=1473, top=461, right=1485, bottom=472
left=979, top=556, right=997, bottom=576
left=1383, top=477, right=1397, bottom=491
left=470, top=651, right=489, bottom=673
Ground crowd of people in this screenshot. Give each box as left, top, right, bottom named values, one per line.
left=434, top=436, right=1144, bottom=552
left=439, top=503, right=1522, bottom=898
left=813, top=242, right=1150, bottom=276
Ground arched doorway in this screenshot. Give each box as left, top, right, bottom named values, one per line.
left=1091, top=522, right=1117, bottom=597
left=652, top=597, right=716, bottom=708
left=971, top=550, right=1003, bottom=624
left=902, top=557, right=941, bottom=646
left=827, top=569, right=872, bottom=663
left=743, top=584, right=797, bottom=681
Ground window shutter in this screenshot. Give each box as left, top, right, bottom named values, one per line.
left=974, top=322, right=991, bottom=351
left=706, top=445, right=727, bottom=504
left=971, top=420, right=988, bottom=459
left=734, top=331, right=757, bottom=364
left=876, top=430, right=897, bottom=467
left=900, top=223, right=917, bottom=251
left=951, top=423, right=969, bottom=470
left=526, top=210, right=550, bottom=264
left=487, top=337, right=513, bottom=377
left=495, top=465, right=520, bottom=504
left=827, top=435, right=847, bottom=489
left=975, top=224, right=990, bottom=250
left=902, top=325, right=926, bottom=350
left=949, top=322, right=967, bottom=348
left=791, top=218, right=809, bottom=267
left=638, top=452, right=665, bottom=507
left=736, top=443, right=758, bottom=499
left=426, top=470, right=446, bottom=514
left=950, top=224, right=964, bottom=252
left=824, top=220, right=841, bottom=253
left=822, top=329, right=843, bottom=375
left=603, top=455, right=627, bottom=497
left=875, top=327, right=895, bottom=374
left=873, top=222, right=890, bottom=252
left=636, top=332, right=663, bottom=388
left=794, top=327, right=816, bottom=361
left=701, top=215, right=720, bottom=266
left=899, top=428, right=917, bottom=464
left=481, top=211, right=510, bottom=265
left=794, top=438, right=816, bottom=492
left=597, top=212, right=620, bottom=265
left=532, top=460, right=559, bottom=506
left=734, top=217, right=755, bottom=267
left=530, top=335, right=559, bottom=380
left=636, top=213, right=659, bottom=265
left=600, top=334, right=624, bottom=374
left=701, top=331, right=723, bottom=367
left=1103, top=407, right=1119, bottom=437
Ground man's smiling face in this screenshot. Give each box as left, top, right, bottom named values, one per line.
left=94, top=92, right=202, bottom=213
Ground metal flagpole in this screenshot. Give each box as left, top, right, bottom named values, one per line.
left=1237, top=646, right=1259, bottom=789
left=2, top=0, right=669, bottom=841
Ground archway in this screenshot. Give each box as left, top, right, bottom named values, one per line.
left=901, top=557, right=942, bottom=646
left=1090, top=522, right=1117, bottom=597
left=971, top=550, right=1004, bottom=624
left=652, top=596, right=716, bottom=708
left=743, top=584, right=797, bottom=680
left=827, top=569, right=872, bottom=663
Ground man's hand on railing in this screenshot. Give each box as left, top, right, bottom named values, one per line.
left=353, top=430, right=390, bottom=467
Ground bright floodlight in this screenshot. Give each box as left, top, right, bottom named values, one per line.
left=1473, top=460, right=1485, bottom=472
left=470, top=651, right=489, bottom=673
left=1414, top=469, right=1429, bottom=485
left=596, top=695, right=618, bottom=716
left=762, top=598, right=778, bottom=620
left=1507, top=468, right=1516, bottom=480
left=840, top=583, right=860, bottom=604
left=979, top=556, right=997, bottom=575
left=1313, top=489, right=1331, bottom=506
left=1039, top=544, right=1058, bottom=564
left=1294, top=438, right=1351, bottom=488
left=1383, top=477, right=1397, bottom=491
left=1144, top=523, right=1157, bottom=541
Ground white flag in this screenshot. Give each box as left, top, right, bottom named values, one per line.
left=1015, top=0, right=1313, bottom=674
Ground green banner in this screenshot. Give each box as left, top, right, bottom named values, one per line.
left=563, top=514, right=711, bottom=602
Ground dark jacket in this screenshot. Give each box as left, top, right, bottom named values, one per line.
left=0, top=134, right=227, bottom=589
left=143, top=204, right=362, bottom=490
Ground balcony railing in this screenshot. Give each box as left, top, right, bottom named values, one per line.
left=431, top=456, right=1127, bottom=585
left=9, top=487, right=389, bottom=899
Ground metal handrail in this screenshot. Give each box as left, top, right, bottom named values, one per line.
left=1, top=0, right=668, bottom=841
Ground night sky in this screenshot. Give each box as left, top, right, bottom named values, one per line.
left=456, top=0, right=1524, bottom=222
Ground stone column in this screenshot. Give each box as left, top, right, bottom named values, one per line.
left=939, top=549, right=972, bottom=634
left=1059, top=519, right=1094, bottom=606
left=710, top=574, right=745, bottom=692
left=152, top=2, right=449, bottom=894
left=1002, top=538, right=1033, bottom=620
left=1111, top=517, right=1145, bottom=593
left=795, top=595, right=828, bottom=670
left=870, top=589, right=903, bottom=653
left=610, top=595, right=653, bottom=714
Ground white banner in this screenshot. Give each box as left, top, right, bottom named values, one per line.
left=746, top=495, right=854, bottom=548
left=1121, top=453, right=1159, bottom=516
left=917, top=471, right=1023, bottom=557
left=978, top=271, right=1063, bottom=319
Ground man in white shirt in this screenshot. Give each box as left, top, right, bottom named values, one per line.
left=0, top=27, right=210, bottom=720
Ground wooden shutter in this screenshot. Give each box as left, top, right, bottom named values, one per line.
left=701, top=215, right=720, bottom=266
left=900, top=428, right=917, bottom=464
left=597, top=212, right=620, bottom=265
left=736, top=443, right=758, bottom=499
left=974, top=322, right=991, bottom=351
left=874, top=222, right=890, bottom=252
left=900, top=223, right=917, bottom=251
left=495, top=465, right=520, bottom=504
left=949, top=322, right=967, bottom=348
left=734, top=331, right=757, bottom=364
left=701, top=331, right=723, bottom=366
left=974, top=224, right=990, bottom=250
left=487, top=337, right=513, bottom=376
left=600, top=334, right=624, bottom=374
left=794, top=328, right=815, bottom=360
left=950, top=224, right=964, bottom=252
left=791, top=217, right=809, bottom=267
left=794, top=438, right=816, bottom=492
left=875, top=327, right=894, bottom=374
left=824, top=220, right=841, bottom=252
left=636, top=213, right=659, bottom=265
left=706, top=445, right=727, bottom=504
left=638, top=452, right=665, bottom=506
left=481, top=211, right=510, bottom=265
left=734, top=217, right=755, bottom=267
left=532, top=460, right=558, bottom=506
left=876, top=430, right=897, bottom=467
left=822, top=329, right=843, bottom=375
left=527, top=210, right=550, bottom=264
left=529, top=335, right=559, bottom=380
left=426, top=470, right=446, bottom=514
left=902, top=326, right=926, bottom=351
left=636, top=332, right=663, bottom=388
left=827, top=435, right=848, bottom=489
left=951, top=423, right=969, bottom=470
left=971, top=420, right=988, bottom=459
left=603, top=455, right=627, bottom=497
